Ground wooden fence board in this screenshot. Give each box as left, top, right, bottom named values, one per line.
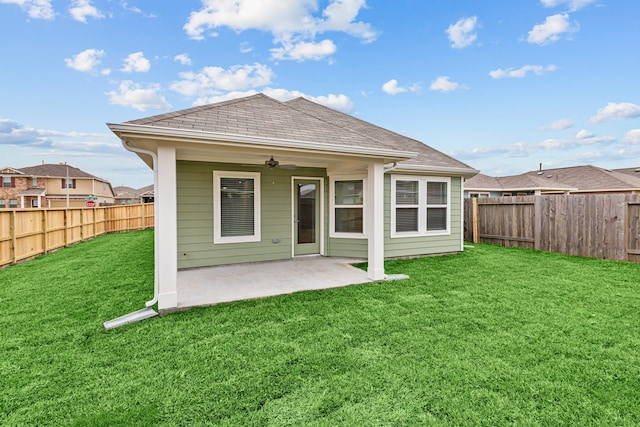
left=0, top=204, right=154, bottom=269
left=464, top=194, right=640, bottom=262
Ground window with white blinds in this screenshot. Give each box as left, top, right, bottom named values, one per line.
left=391, top=175, right=450, bottom=237
left=213, top=171, right=261, bottom=244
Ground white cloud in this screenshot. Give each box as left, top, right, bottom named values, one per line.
left=622, top=129, right=640, bottom=144
left=381, top=79, right=420, bottom=95
left=382, top=80, right=404, bottom=95
left=121, top=52, right=151, bottom=73
left=489, top=64, right=557, bottom=79
left=0, top=117, right=113, bottom=151
left=170, top=63, right=274, bottom=97
left=527, top=13, right=578, bottom=45
left=173, top=53, right=192, bottom=66
left=576, top=129, right=594, bottom=139
left=0, top=0, right=55, bottom=19
left=445, top=16, right=478, bottom=49
left=541, top=118, right=573, bottom=130
left=107, top=81, right=170, bottom=111
left=239, top=42, right=253, bottom=53
left=450, top=133, right=616, bottom=160
left=540, top=0, right=596, bottom=11
left=183, top=0, right=378, bottom=61
left=270, top=39, right=336, bottom=61
left=69, top=0, right=103, bottom=23
left=64, top=48, right=109, bottom=74
left=429, top=76, right=464, bottom=92
left=590, top=102, right=640, bottom=124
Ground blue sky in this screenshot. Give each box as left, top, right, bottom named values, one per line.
left=1, top=0, right=638, bottom=188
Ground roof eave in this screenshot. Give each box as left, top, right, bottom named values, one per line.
left=108, top=122, right=418, bottom=162
left=391, top=164, right=479, bottom=178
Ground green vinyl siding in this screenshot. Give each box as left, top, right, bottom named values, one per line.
left=384, top=175, right=463, bottom=258
left=177, top=160, right=324, bottom=269
left=326, top=237, right=367, bottom=258
left=177, top=160, right=464, bottom=268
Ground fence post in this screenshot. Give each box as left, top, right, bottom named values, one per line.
left=534, top=196, right=543, bottom=251
left=42, top=209, right=47, bottom=254
left=472, top=197, right=479, bottom=244
left=10, top=210, right=16, bottom=265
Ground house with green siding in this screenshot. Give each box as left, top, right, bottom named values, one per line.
left=108, top=94, right=478, bottom=311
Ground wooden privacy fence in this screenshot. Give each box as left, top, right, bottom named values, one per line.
left=0, top=203, right=154, bottom=269
left=464, top=194, right=640, bottom=262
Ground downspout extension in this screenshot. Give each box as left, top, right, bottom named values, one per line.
left=103, top=142, right=159, bottom=330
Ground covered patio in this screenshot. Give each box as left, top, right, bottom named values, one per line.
left=175, top=256, right=374, bottom=310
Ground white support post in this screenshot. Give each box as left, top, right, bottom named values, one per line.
left=156, top=145, right=178, bottom=310
left=367, top=161, right=385, bottom=280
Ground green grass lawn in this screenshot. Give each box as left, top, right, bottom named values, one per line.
left=1, top=229, right=639, bottom=426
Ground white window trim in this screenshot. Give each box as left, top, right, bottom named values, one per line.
left=391, top=175, right=451, bottom=238
left=213, top=171, right=261, bottom=244
left=329, top=175, right=367, bottom=239
left=468, top=192, right=490, bottom=198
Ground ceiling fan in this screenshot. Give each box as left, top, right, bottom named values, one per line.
left=259, top=156, right=297, bottom=170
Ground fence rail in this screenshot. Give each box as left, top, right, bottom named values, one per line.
left=0, top=203, right=154, bottom=269
left=464, top=194, right=640, bottom=262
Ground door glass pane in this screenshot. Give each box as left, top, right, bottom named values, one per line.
left=298, top=184, right=316, bottom=244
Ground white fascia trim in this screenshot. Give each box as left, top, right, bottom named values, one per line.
left=464, top=188, right=504, bottom=192
left=390, top=164, right=479, bottom=178
left=108, top=123, right=418, bottom=161
left=567, top=188, right=637, bottom=194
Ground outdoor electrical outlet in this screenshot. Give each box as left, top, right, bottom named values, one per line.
left=272, top=238, right=280, bottom=244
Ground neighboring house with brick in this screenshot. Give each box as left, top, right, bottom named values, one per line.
left=464, top=165, right=640, bottom=197
left=0, top=164, right=115, bottom=208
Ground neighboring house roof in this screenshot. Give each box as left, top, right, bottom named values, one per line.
left=120, top=93, right=477, bottom=177
left=464, top=173, right=503, bottom=192
left=19, top=188, right=46, bottom=196
left=138, top=184, right=154, bottom=197
left=17, top=163, right=100, bottom=179
left=465, top=165, right=640, bottom=194
left=114, top=186, right=136, bottom=194
left=0, top=167, right=24, bottom=175
left=613, top=167, right=640, bottom=178
left=114, top=185, right=154, bottom=199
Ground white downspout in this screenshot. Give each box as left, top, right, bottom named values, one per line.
left=121, top=143, right=159, bottom=308
left=103, top=142, right=160, bottom=329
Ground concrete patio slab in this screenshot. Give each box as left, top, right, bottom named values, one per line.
left=176, top=256, right=373, bottom=309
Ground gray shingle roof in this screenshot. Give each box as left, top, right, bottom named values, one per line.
left=284, top=97, right=474, bottom=170
left=465, top=165, right=640, bottom=192
left=125, top=93, right=476, bottom=173
left=16, top=164, right=100, bottom=179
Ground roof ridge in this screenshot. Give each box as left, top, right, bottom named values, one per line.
left=127, top=93, right=275, bottom=125
left=284, top=97, right=477, bottom=170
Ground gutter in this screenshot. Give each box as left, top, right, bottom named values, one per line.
left=106, top=123, right=418, bottom=162
left=390, top=164, right=479, bottom=178
left=103, top=142, right=159, bottom=329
